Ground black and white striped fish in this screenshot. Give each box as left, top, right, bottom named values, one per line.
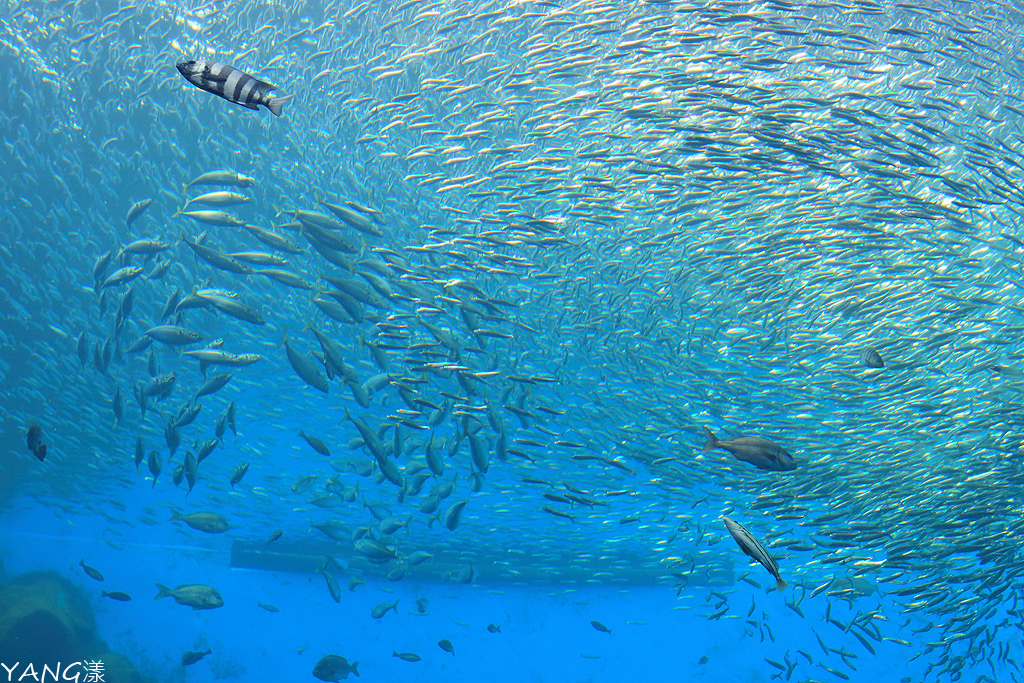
left=176, top=60, right=293, bottom=117
left=722, top=516, right=788, bottom=592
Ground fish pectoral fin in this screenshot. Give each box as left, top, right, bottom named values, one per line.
left=202, top=72, right=228, bottom=83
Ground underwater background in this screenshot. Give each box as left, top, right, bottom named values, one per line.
left=1, top=0, right=1023, bottom=680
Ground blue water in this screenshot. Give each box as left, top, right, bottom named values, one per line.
left=1, top=513, right=932, bottom=683
left=3, top=0, right=1024, bottom=681
left=0, top=409, right=957, bottom=683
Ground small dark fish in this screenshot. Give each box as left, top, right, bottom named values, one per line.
left=392, top=651, right=421, bottom=662
left=862, top=347, right=884, bottom=368
left=155, top=583, right=224, bottom=609
left=148, top=449, right=162, bottom=487
left=320, top=565, right=342, bottom=604
left=170, top=511, right=229, bottom=534
left=299, top=429, right=331, bottom=455
left=438, top=639, right=455, bottom=655
left=176, top=60, right=294, bottom=117
left=101, top=591, right=132, bottom=601
left=591, top=620, right=611, bottom=633
left=702, top=427, right=796, bottom=472
left=723, top=516, right=787, bottom=592
left=79, top=559, right=103, bottom=581
left=230, top=462, right=249, bottom=488
left=258, top=602, right=280, bottom=612
left=26, top=423, right=46, bottom=462
left=487, top=623, right=501, bottom=633
left=268, top=529, right=283, bottom=544
left=542, top=506, right=575, bottom=523
left=371, top=599, right=399, bottom=618
left=312, top=654, right=360, bottom=681
left=182, top=649, right=212, bottom=666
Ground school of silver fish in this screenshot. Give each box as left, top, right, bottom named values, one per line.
left=4, top=0, right=1024, bottom=679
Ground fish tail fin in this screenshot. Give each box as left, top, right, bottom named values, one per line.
left=155, top=583, right=172, bottom=599
left=267, top=93, right=295, bottom=117
left=101, top=591, right=110, bottom=598
left=170, top=511, right=182, bottom=522
left=701, top=426, right=718, bottom=453
left=776, top=577, right=788, bottom=592
left=351, top=661, right=360, bottom=677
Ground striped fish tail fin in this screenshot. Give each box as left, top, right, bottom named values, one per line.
left=267, top=94, right=295, bottom=117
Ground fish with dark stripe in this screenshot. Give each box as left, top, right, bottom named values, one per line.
left=176, top=60, right=293, bottom=116
left=723, top=516, right=787, bottom=592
